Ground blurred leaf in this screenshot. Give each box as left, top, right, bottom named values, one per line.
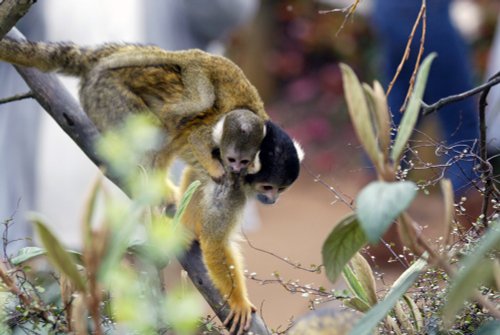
left=343, top=297, right=371, bottom=313
left=164, top=288, right=204, bottom=335
left=343, top=260, right=370, bottom=306
left=340, top=63, right=383, bottom=171
left=493, top=259, right=500, bottom=291
left=475, top=320, right=500, bottom=335
left=322, top=213, right=367, bottom=283
left=363, top=81, right=391, bottom=159
left=82, top=176, right=103, bottom=249
left=173, top=180, right=201, bottom=228
left=440, top=179, right=454, bottom=245
left=349, top=253, right=378, bottom=306
left=391, top=53, right=436, bottom=163
left=385, top=316, right=403, bottom=335
left=11, top=246, right=82, bottom=266
left=356, top=181, right=417, bottom=243
left=394, top=301, right=415, bottom=335
left=349, top=257, right=427, bottom=335
left=32, top=218, right=86, bottom=292
left=402, top=294, right=423, bottom=331
left=443, top=221, right=500, bottom=324
left=144, top=215, right=188, bottom=267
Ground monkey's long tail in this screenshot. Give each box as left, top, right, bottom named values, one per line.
left=0, top=38, right=123, bottom=76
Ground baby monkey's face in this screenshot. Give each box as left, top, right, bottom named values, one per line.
left=221, top=144, right=261, bottom=174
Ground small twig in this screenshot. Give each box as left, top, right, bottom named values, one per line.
left=0, top=91, right=34, bottom=105
left=319, top=0, right=361, bottom=36
left=386, top=0, right=426, bottom=98
left=242, top=230, right=321, bottom=273
left=422, top=73, right=500, bottom=116
left=400, top=0, right=426, bottom=112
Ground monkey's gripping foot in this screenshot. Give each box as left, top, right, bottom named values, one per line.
left=223, top=302, right=257, bottom=335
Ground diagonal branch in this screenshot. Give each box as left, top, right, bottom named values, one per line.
left=0, top=0, right=36, bottom=38
left=4, top=27, right=270, bottom=335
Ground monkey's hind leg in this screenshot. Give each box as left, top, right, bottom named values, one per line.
left=199, top=237, right=256, bottom=335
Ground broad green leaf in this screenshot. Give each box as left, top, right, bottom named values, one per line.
left=475, top=321, right=500, bottom=335
left=173, top=180, right=201, bottom=228
left=11, top=246, right=82, bottom=266
left=391, top=53, right=437, bottom=163
left=356, top=181, right=417, bottom=243
left=349, top=257, right=427, bottom=335
left=322, top=213, right=367, bottom=283
left=32, top=218, right=86, bottom=292
left=443, top=221, right=500, bottom=324
left=340, top=63, right=383, bottom=170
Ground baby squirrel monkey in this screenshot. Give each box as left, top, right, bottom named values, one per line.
left=0, top=38, right=268, bottom=182
left=0, top=37, right=303, bottom=334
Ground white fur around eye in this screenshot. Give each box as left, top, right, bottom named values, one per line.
left=212, top=115, right=226, bottom=145
left=248, top=150, right=261, bottom=174
left=293, top=140, right=305, bottom=162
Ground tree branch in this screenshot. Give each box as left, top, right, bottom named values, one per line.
left=4, top=27, right=270, bottom=335
left=422, top=73, right=500, bottom=116
left=0, top=0, right=36, bottom=39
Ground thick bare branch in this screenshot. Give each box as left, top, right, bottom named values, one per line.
left=0, top=0, right=36, bottom=39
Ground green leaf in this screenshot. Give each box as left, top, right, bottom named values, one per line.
left=356, top=181, right=417, bottom=243
left=349, top=253, right=378, bottom=306
left=402, top=294, right=423, bottom=331
left=172, top=180, right=201, bottom=228
left=343, top=260, right=370, bottom=306
left=344, top=297, right=371, bottom=313
left=322, top=213, right=367, bottom=283
left=475, top=320, right=500, bottom=335
left=443, top=221, right=500, bottom=324
left=363, top=81, right=391, bottom=159
left=340, top=63, right=383, bottom=171
left=349, top=257, right=427, bottom=335
left=11, top=246, right=82, bottom=266
left=391, top=53, right=437, bottom=163
left=32, top=218, right=86, bottom=292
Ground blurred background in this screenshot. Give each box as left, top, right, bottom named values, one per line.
left=1, top=0, right=499, bottom=330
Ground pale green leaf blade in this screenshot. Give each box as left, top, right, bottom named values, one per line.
left=475, top=321, right=500, bottom=335
left=349, top=253, right=378, bottom=306
left=402, top=294, right=423, bottom=331
left=349, top=257, right=427, bottom=335
left=343, top=260, right=370, bottom=305
left=11, top=246, right=82, bottom=266
left=173, top=180, right=201, bottom=228
left=340, top=63, right=383, bottom=169
left=391, top=53, right=437, bottom=162
left=443, top=221, right=500, bottom=324
left=322, top=213, right=367, bottom=283
left=356, top=181, right=417, bottom=243
left=33, top=219, right=86, bottom=292
left=344, top=297, right=371, bottom=313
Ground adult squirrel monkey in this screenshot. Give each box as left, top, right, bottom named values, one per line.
left=0, top=39, right=267, bottom=181
left=0, top=37, right=304, bottom=334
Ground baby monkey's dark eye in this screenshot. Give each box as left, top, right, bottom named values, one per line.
left=228, top=157, right=236, bottom=163
left=240, top=159, right=250, bottom=165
